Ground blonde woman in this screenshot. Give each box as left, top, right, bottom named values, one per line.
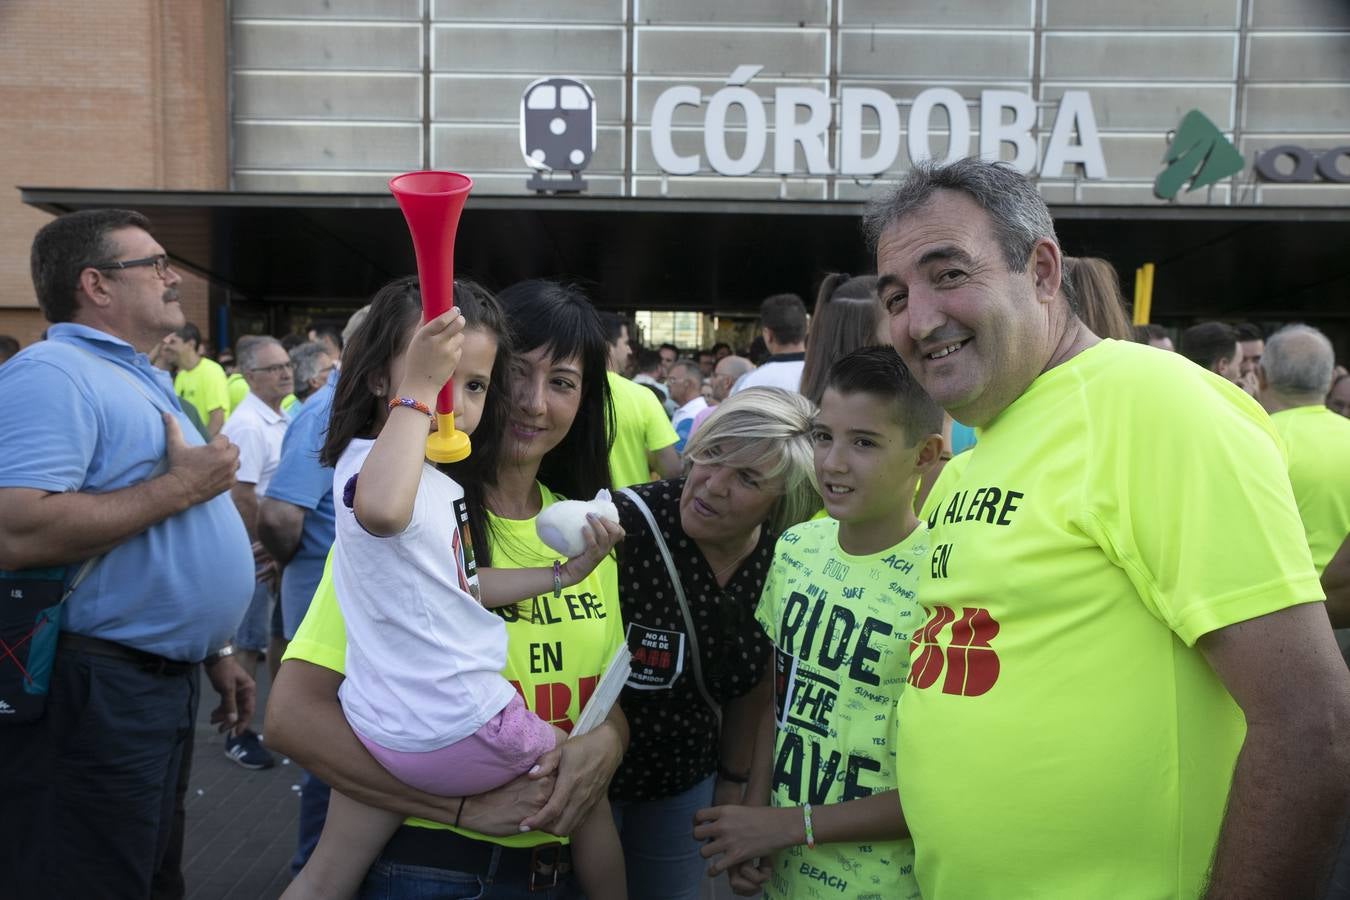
left=608, top=387, right=822, bottom=900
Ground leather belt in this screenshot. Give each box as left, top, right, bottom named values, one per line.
left=380, top=825, right=572, bottom=892
left=58, top=632, right=196, bottom=676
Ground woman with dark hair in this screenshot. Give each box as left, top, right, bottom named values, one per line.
left=267, top=278, right=627, bottom=899
left=798, top=273, right=886, bottom=405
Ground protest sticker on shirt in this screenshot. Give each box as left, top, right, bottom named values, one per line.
left=625, top=622, right=684, bottom=689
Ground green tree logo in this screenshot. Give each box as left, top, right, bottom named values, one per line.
left=1155, top=110, right=1245, bottom=200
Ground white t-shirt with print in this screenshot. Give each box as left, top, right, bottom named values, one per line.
left=333, top=439, right=517, bottom=752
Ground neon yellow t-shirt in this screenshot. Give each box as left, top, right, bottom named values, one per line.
left=1270, top=404, right=1350, bottom=574
left=607, top=371, right=678, bottom=488
left=226, top=372, right=248, bottom=416
left=284, top=481, right=623, bottom=848
left=174, top=357, right=229, bottom=427
left=899, top=339, right=1323, bottom=899
left=755, top=518, right=927, bottom=900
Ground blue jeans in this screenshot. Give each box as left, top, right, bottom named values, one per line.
left=290, top=769, right=332, bottom=876
left=358, top=859, right=581, bottom=900
left=235, top=579, right=274, bottom=652
left=612, top=774, right=716, bottom=900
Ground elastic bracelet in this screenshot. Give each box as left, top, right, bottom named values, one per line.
left=802, top=803, right=816, bottom=850
left=387, top=396, right=433, bottom=419
left=717, top=764, right=749, bottom=784
left=552, top=560, right=563, bottom=598
left=455, top=796, right=466, bottom=828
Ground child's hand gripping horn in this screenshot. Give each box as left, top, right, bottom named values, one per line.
left=389, top=171, right=474, bottom=462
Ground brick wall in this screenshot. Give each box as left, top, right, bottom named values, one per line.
left=0, top=0, right=226, bottom=351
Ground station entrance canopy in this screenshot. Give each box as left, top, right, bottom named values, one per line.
left=19, top=187, right=1350, bottom=323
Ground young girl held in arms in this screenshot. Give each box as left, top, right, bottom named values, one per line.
left=283, top=278, right=626, bottom=900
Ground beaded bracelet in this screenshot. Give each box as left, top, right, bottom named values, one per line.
left=388, top=396, right=433, bottom=418
left=802, top=803, right=816, bottom=850
left=552, top=560, right=563, bottom=598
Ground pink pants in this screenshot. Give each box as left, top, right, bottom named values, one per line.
left=355, top=693, right=558, bottom=796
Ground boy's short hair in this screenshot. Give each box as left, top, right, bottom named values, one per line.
left=760, top=293, right=807, bottom=346
left=824, top=345, right=943, bottom=443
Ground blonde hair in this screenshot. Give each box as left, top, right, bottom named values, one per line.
left=682, top=387, right=822, bottom=533
left=1063, top=257, right=1132, bottom=341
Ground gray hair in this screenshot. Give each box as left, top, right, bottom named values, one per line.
left=238, top=335, right=284, bottom=372
left=862, top=158, right=1059, bottom=273
left=341, top=304, right=372, bottom=348
left=1263, top=324, right=1335, bottom=397
left=289, top=340, right=330, bottom=385
left=682, top=387, right=822, bottom=533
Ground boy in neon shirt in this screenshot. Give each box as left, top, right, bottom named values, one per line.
left=694, top=346, right=942, bottom=899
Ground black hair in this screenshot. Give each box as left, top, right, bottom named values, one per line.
left=1133, top=323, right=1170, bottom=344
left=174, top=322, right=202, bottom=349
left=598, top=311, right=630, bottom=346
left=280, top=333, right=307, bottom=352
left=635, top=347, right=662, bottom=373
left=1234, top=321, right=1264, bottom=344
left=0, top=335, right=20, bottom=363
left=824, top=345, right=943, bottom=444
left=310, top=322, right=345, bottom=350
left=1180, top=322, right=1240, bottom=371
left=658, top=342, right=679, bottom=356
left=30, top=208, right=153, bottom=324
left=760, top=293, right=808, bottom=346
left=470, top=280, right=613, bottom=566
left=711, top=341, right=732, bottom=356
left=438, top=280, right=514, bottom=565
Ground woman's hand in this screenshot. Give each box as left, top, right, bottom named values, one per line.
left=459, top=768, right=556, bottom=836
left=398, top=307, right=466, bottom=400
left=693, top=803, right=802, bottom=876
left=558, top=513, right=625, bottom=587
left=727, top=859, right=772, bottom=896
left=519, top=722, right=624, bottom=835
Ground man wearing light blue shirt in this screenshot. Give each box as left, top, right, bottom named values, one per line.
left=0, top=209, right=255, bottom=898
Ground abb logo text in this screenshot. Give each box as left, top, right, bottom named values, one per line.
left=907, top=606, right=1000, bottom=697
left=509, top=675, right=599, bottom=733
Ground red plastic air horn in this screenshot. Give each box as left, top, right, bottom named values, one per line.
left=389, top=170, right=474, bottom=463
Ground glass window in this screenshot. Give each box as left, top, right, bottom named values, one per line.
left=560, top=85, right=590, bottom=110
left=526, top=85, right=557, bottom=110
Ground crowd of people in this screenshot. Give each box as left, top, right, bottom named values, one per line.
left=0, top=157, right=1348, bottom=900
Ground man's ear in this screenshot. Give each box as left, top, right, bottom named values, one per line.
left=76, top=267, right=114, bottom=311
left=1031, top=239, right=1062, bottom=304
left=914, top=433, right=945, bottom=471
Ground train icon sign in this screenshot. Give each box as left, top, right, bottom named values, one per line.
left=520, top=77, right=596, bottom=193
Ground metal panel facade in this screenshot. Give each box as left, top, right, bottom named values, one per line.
left=230, top=1, right=1350, bottom=205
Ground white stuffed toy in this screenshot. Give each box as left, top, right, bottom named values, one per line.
left=535, top=489, right=621, bottom=558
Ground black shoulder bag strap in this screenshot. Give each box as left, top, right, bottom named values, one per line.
left=619, top=487, right=720, bottom=718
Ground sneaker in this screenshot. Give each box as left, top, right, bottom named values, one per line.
left=224, top=729, right=276, bottom=770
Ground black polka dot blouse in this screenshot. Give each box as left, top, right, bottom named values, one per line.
left=608, top=478, right=776, bottom=803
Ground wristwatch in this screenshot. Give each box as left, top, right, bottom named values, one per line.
left=204, top=644, right=235, bottom=667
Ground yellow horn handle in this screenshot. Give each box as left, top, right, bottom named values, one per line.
left=425, top=411, right=471, bottom=463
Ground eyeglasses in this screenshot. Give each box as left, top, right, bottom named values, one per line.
left=94, top=254, right=172, bottom=280
left=248, top=362, right=294, bottom=375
